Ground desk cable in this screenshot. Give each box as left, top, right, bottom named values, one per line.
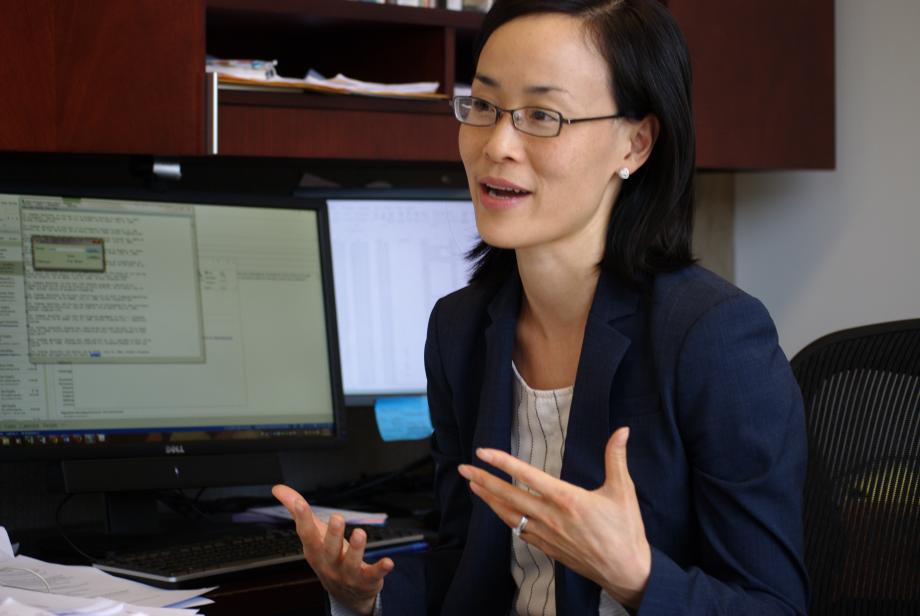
left=54, top=493, right=104, bottom=564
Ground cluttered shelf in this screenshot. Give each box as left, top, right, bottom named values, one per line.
left=206, top=0, right=483, bottom=95
left=205, top=0, right=483, bottom=159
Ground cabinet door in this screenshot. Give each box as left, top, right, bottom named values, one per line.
left=0, top=0, right=206, bottom=156
left=0, top=0, right=56, bottom=152
left=671, top=0, right=835, bottom=169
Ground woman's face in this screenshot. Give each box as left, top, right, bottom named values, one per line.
left=460, top=13, right=633, bottom=255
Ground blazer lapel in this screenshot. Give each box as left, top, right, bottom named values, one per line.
left=445, top=271, right=641, bottom=615
left=556, top=273, right=639, bottom=616
left=444, top=274, right=521, bottom=614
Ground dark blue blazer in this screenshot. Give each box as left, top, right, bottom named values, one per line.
left=381, top=265, right=808, bottom=615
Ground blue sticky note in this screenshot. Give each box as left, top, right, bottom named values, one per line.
left=374, top=396, right=433, bottom=442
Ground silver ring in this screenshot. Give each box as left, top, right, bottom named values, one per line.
left=512, top=514, right=529, bottom=537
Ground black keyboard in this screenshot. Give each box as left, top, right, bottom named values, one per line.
left=93, top=525, right=426, bottom=585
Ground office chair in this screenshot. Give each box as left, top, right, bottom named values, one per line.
left=790, top=319, right=920, bottom=615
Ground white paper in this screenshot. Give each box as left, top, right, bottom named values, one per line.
left=0, top=589, right=198, bottom=615
left=209, top=61, right=440, bottom=96
left=305, top=70, right=438, bottom=95
left=0, top=597, right=55, bottom=616
left=0, top=527, right=209, bottom=616
left=0, top=530, right=14, bottom=561
left=2, top=557, right=212, bottom=609
left=247, top=504, right=387, bottom=525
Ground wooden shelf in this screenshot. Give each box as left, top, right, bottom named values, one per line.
left=217, top=89, right=458, bottom=160
left=218, top=89, right=451, bottom=113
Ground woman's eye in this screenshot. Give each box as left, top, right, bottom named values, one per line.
left=472, top=99, right=493, bottom=112
left=528, top=109, right=556, bottom=123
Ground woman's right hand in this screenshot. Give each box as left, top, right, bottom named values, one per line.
left=272, top=484, right=394, bottom=615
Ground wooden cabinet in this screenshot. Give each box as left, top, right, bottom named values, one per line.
left=0, top=0, right=205, bottom=156
left=671, top=0, right=835, bottom=169
left=0, top=0, right=834, bottom=169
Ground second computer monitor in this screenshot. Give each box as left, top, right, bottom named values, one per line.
left=327, top=197, right=479, bottom=404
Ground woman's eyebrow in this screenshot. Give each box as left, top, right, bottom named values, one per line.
left=473, top=73, right=501, bottom=88
left=474, top=73, right=571, bottom=96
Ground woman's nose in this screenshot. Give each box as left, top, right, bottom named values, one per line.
left=483, top=112, right=524, bottom=163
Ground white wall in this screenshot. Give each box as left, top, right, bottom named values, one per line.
left=735, top=0, right=920, bottom=358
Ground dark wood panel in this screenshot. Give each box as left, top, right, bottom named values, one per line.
left=55, top=0, right=206, bottom=155
left=207, top=0, right=483, bottom=30
left=672, top=0, right=835, bottom=169
left=219, top=105, right=461, bottom=161
left=443, top=27, right=457, bottom=98
left=0, top=0, right=56, bottom=151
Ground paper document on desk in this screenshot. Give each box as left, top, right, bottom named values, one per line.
left=0, top=531, right=12, bottom=560
left=0, top=588, right=199, bottom=615
left=0, top=590, right=206, bottom=616
left=247, top=504, right=387, bottom=525
left=0, top=527, right=213, bottom=614
left=0, top=556, right=213, bottom=608
left=0, top=597, right=52, bottom=616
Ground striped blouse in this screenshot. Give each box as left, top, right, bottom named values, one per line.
left=332, top=366, right=630, bottom=616
left=510, top=363, right=627, bottom=616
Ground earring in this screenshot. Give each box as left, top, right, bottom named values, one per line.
left=618, top=167, right=630, bottom=180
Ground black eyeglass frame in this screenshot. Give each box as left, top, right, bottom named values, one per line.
left=451, top=95, right=624, bottom=138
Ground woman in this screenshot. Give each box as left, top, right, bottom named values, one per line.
left=273, top=1, right=809, bottom=614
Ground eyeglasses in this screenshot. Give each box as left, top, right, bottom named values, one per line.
left=451, top=95, right=623, bottom=138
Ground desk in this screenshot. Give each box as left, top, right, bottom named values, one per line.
left=202, top=564, right=327, bottom=616
left=11, top=526, right=329, bottom=615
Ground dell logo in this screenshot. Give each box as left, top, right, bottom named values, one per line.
left=165, top=444, right=186, bottom=455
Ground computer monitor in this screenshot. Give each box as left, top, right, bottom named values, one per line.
left=326, top=196, right=479, bottom=405
left=0, top=190, right=345, bottom=532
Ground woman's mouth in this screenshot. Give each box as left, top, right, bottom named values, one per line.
left=479, top=179, right=532, bottom=209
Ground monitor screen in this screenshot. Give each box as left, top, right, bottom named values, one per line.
left=0, top=191, right=344, bottom=468
left=327, top=197, right=479, bottom=404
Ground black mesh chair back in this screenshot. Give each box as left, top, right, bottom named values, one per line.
left=791, top=319, right=920, bottom=615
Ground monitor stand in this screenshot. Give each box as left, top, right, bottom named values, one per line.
left=49, top=453, right=284, bottom=535
left=104, top=492, right=161, bottom=535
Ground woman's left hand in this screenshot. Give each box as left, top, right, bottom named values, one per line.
left=458, top=426, right=651, bottom=608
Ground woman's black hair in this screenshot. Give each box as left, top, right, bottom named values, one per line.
left=466, top=0, right=696, bottom=290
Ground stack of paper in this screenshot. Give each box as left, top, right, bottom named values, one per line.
left=207, top=58, right=444, bottom=100
left=304, top=70, right=439, bottom=96
left=0, top=588, right=207, bottom=615
left=0, top=528, right=212, bottom=616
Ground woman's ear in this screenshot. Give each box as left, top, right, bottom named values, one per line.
left=625, top=114, right=660, bottom=171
